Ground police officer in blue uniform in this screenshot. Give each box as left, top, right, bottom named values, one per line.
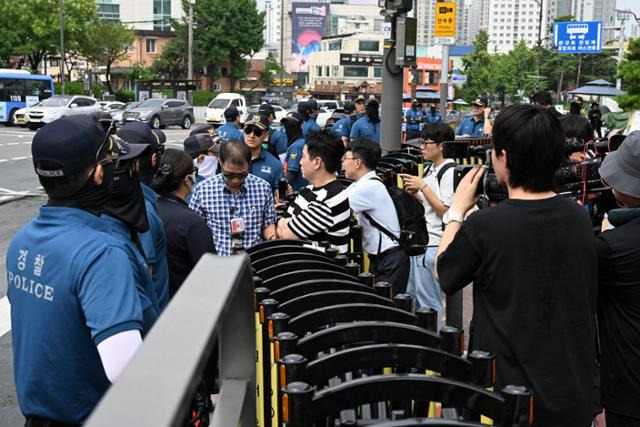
left=354, top=94, right=367, bottom=119
left=424, top=104, right=442, bottom=124
left=7, top=115, right=143, bottom=426
left=350, top=97, right=381, bottom=144
left=117, top=123, right=170, bottom=311
left=282, top=111, right=309, bottom=191
left=257, top=103, right=287, bottom=160
left=217, top=106, right=244, bottom=143
left=331, top=101, right=356, bottom=146
left=456, top=97, right=493, bottom=137
left=101, top=140, right=160, bottom=332
left=298, top=100, right=321, bottom=138
left=405, top=100, right=424, bottom=140
left=243, top=114, right=284, bottom=190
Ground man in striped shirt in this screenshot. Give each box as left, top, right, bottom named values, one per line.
left=276, top=129, right=351, bottom=254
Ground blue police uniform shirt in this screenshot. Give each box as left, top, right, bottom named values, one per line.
left=405, top=108, right=424, bottom=130
left=331, top=115, right=351, bottom=139
left=424, top=111, right=442, bottom=124
left=350, top=115, right=381, bottom=144
left=139, top=183, right=170, bottom=310
left=101, top=214, right=159, bottom=333
left=217, top=122, right=244, bottom=143
left=302, top=118, right=321, bottom=138
left=270, top=126, right=288, bottom=155
left=284, top=138, right=309, bottom=191
left=250, top=148, right=283, bottom=190
left=7, top=206, right=142, bottom=424
left=456, top=116, right=486, bottom=137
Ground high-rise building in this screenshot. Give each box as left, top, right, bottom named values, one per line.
left=467, top=0, right=490, bottom=44
left=570, top=0, right=616, bottom=42
left=485, top=0, right=554, bottom=53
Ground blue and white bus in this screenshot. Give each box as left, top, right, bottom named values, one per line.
left=0, top=70, right=54, bottom=125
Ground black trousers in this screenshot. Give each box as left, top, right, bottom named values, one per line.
left=369, top=247, right=410, bottom=296
left=606, top=411, right=640, bottom=427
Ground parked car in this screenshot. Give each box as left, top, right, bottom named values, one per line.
left=324, top=109, right=346, bottom=129
left=26, top=95, right=101, bottom=130
left=110, top=101, right=141, bottom=125
left=12, top=107, right=29, bottom=127
left=315, top=108, right=332, bottom=128
left=100, top=101, right=126, bottom=112
left=205, top=93, right=248, bottom=125
left=316, top=99, right=344, bottom=113
left=123, top=98, right=194, bottom=129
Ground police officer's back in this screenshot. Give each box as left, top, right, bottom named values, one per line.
left=7, top=116, right=143, bottom=425
left=217, top=106, right=244, bottom=143
left=298, top=100, right=321, bottom=138
left=331, top=101, right=356, bottom=146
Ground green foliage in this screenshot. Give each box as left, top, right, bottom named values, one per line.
left=0, top=0, right=97, bottom=72
left=91, top=84, right=103, bottom=100
left=192, top=90, right=218, bottom=106
left=459, top=32, right=498, bottom=100
left=616, top=38, right=640, bottom=111
left=54, top=81, right=86, bottom=95
left=79, top=20, right=134, bottom=93
left=115, top=90, right=135, bottom=103
left=124, top=63, right=156, bottom=84
left=259, top=55, right=284, bottom=91
left=150, top=21, right=188, bottom=79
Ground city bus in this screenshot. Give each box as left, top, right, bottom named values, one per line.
left=0, top=70, right=54, bottom=125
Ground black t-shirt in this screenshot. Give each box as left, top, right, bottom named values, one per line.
left=596, top=215, right=640, bottom=418
left=155, top=193, right=216, bottom=297
left=438, top=196, right=597, bottom=427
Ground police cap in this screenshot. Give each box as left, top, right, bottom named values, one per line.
left=117, top=121, right=164, bottom=154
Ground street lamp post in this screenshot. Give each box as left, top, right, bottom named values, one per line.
left=613, top=9, right=639, bottom=90
left=188, top=0, right=194, bottom=82
left=59, top=0, right=65, bottom=95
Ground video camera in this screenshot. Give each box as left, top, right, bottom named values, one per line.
left=443, top=138, right=508, bottom=204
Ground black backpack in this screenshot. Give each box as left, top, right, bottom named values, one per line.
left=363, top=178, right=429, bottom=256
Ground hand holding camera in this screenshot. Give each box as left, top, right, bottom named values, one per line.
left=450, top=166, right=485, bottom=216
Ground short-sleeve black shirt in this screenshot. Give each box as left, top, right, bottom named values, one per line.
left=596, top=215, right=640, bottom=419
left=438, top=196, right=597, bottom=427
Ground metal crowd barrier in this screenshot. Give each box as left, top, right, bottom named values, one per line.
left=86, top=254, right=256, bottom=427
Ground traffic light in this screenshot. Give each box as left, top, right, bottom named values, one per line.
left=378, top=0, right=413, bottom=14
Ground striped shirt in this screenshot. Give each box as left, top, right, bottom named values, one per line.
left=286, top=180, right=351, bottom=253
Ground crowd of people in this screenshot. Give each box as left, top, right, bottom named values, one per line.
left=4, top=91, right=640, bottom=427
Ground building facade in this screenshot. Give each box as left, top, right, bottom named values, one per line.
left=308, top=32, right=383, bottom=99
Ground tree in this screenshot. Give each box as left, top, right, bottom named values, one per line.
left=500, top=41, right=541, bottom=101
left=616, top=38, right=640, bottom=111
left=150, top=24, right=188, bottom=79
left=459, top=31, right=498, bottom=100
left=81, top=20, right=134, bottom=93
left=258, top=54, right=284, bottom=91
left=0, top=0, right=97, bottom=72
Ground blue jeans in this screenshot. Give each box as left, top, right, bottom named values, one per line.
left=405, top=247, right=443, bottom=330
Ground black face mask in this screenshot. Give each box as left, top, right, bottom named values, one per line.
left=430, top=107, right=436, bottom=114
left=104, top=164, right=149, bottom=233
left=48, top=162, right=114, bottom=216
left=284, top=121, right=303, bottom=146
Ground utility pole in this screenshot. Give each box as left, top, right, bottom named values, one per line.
left=614, top=11, right=628, bottom=90
left=410, top=0, right=418, bottom=101
left=439, top=45, right=449, bottom=119
left=59, top=0, right=65, bottom=95
left=535, top=0, right=543, bottom=90
left=188, top=0, right=194, bottom=81
left=380, top=13, right=405, bottom=153
left=279, top=0, right=285, bottom=99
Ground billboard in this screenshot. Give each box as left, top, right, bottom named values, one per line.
left=291, top=2, right=330, bottom=73
left=553, top=21, right=602, bottom=54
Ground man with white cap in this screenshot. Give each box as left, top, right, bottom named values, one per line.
left=596, top=131, right=640, bottom=427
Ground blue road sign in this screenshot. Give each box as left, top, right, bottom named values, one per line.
left=553, top=21, right=602, bottom=54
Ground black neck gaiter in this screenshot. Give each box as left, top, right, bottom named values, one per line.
left=48, top=163, right=114, bottom=216
left=104, top=165, right=149, bottom=233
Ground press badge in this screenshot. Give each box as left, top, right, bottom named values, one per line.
left=261, top=165, right=272, bottom=174
left=230, top=217, right=246, bottom=234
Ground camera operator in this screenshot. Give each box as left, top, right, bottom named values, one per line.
left=595, top=131, right=640, bottom=426
left=435, top=104, right=597, bottom=426
left=560, top=114, right=593, bottom=163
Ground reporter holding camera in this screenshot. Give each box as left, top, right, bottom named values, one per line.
left=435, top=104, right=597, bottom=426
left=595, top=131, right=640, bottom=426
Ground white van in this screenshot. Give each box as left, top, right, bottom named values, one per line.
left=205, top=93, right=247, bottom=125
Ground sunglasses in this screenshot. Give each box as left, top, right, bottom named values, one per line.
left=222, top=169, right=249, bottom=180
left=244, top=125, right=264, bottom=138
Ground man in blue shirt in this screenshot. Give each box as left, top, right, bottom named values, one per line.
left=350, top=97, right=381, bottom=144
left=7, top=115, right=143, bottom=425
left=217, top=106, right=244, bottom=143
left=456, top=97, right=493, bottom=137
left=405, top=100, right=424, bottom=140
left=298, top=100, right=321, bottom=138
left=243, top=114, right=284, bottom=191
left=189, top=141, right=277, bottom=255
left=424, top=104, right=442, bottom=124
left=258, top=103, right=287, bottom=160
left=331, top=101, right=356, bottom=146
left=354, top=95, right=366, bottom=119
left=282, top=111, right=309, bottom=191
left=117, top=123, right=170, bottom=311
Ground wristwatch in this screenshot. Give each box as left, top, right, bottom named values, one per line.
left=442, top=209, right=464, bottom=226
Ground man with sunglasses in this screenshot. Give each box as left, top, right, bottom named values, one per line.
left=243, top=115, right=284, bottom=192
left=189, top=141, right=277, bottom=255
left=7, top=115, right=143, bottom=426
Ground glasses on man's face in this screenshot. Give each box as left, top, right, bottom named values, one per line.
left=222, top=169, right=249, bottom=180
left=421, top=139, right=438, bottom=146
left=244, top=125, right=264, bottom=138
left=342, top=154, right=357, bottom=162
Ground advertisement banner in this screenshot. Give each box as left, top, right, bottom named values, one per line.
left=291, top=2, right=330, bottom=73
